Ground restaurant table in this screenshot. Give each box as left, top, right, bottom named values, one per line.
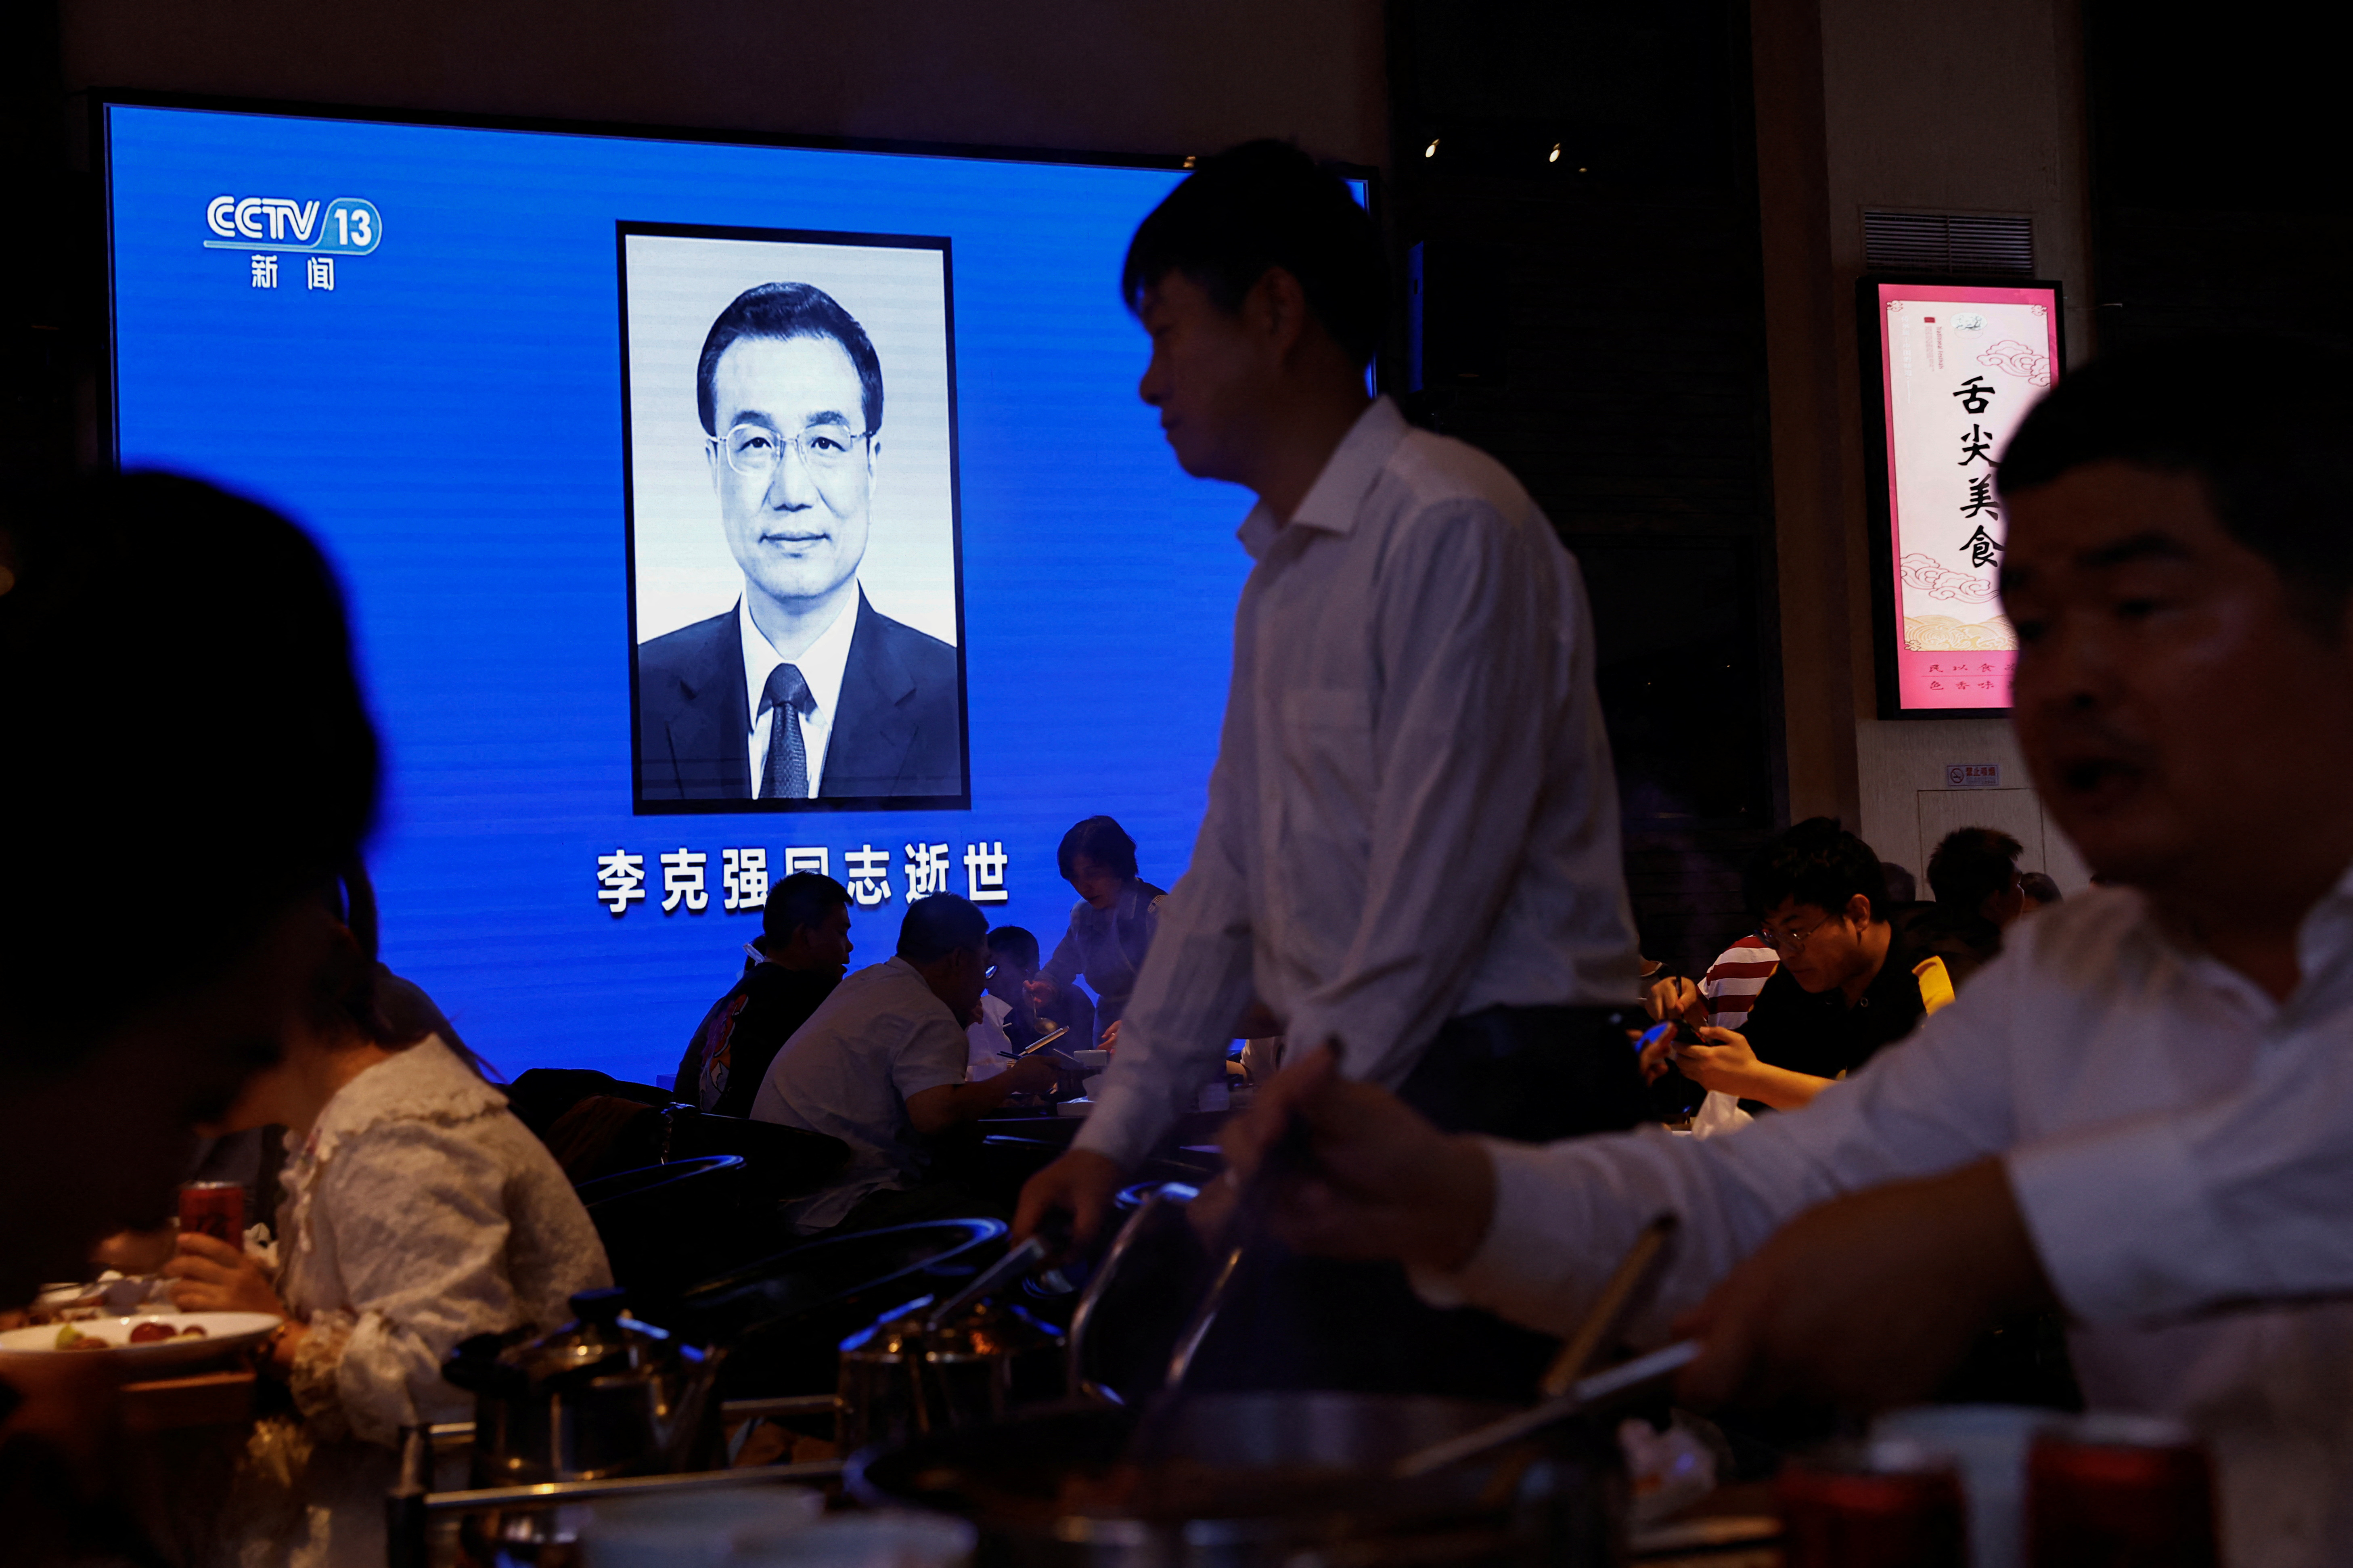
left=119, top=1367, right=258, bottom=1567
left=121, top=1368, right=255, bottom=1434
left=1630, top=1480, right=1782, bottom=1566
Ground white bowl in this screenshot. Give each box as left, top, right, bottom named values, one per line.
left=0, top=1311, right=281, bottom=1370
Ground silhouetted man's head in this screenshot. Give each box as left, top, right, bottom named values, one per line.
left=0, top=473, right=378, bottom=1302
left=1122, top=140, right=1383, bottom=485
left=1927, top=827, right=2027, bottom=928
left=985, top=926, right=1041, bottom=1007
left=762, top=871, right=854, bottom=974
left=899, top=894, right=992, bottom=1025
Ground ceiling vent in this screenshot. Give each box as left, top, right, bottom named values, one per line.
left=1863, top=211, right=2035, bottom=276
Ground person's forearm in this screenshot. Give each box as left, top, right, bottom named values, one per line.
left=925, top=1074, right=1028, bottom=1130
left=1427, top=1132, right=1740, bottom=1342
left=1738, top=1063, right=1834, bottom=1111
left=1076, top=925, right=1258, bottom=1164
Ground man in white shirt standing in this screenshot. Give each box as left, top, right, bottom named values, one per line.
left=1229, top=337, right=2353, bottom=1568
left=1011, top=143, right=1648, bottom=1381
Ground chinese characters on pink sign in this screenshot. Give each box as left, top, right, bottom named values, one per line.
left=1875, top=281, right=2061, bottom=712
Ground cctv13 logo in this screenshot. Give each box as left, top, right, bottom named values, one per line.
left=204, top=196, right=383, bottom=255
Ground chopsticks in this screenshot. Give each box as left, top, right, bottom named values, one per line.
left=1394, top=1340, right=1703, bottom=1479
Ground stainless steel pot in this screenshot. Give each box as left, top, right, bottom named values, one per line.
left=443, top=1287, right=728, bottom=1486
left=846, top=1392, right=1624, bottom=1568
left=837, top=1299, right=1065, bottom=1454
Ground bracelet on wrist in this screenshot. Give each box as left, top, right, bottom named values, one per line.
left=258, top=1317, right=301, bottom=1374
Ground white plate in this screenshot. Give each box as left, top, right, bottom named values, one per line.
left=0, top=1311, right=281, bottom=1369
left=38, top=1275, right=168, bottom=1316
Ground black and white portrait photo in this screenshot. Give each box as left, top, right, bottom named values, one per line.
left=621, top=223, right=967, bottom=811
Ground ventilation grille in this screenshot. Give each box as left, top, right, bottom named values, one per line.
left=1863, top=211, right=2035, bottom=276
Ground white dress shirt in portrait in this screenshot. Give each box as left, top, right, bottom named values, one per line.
left=739, top=590, right=858, bottom=798
left=1417, top=872, right=2353, bottom=1568
left=1075, top=396, right=1641, bottom=1168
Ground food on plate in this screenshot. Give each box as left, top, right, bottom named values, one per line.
left=39, top=1320, right=214, bottom=1350
left=23, top=1292, right=108, bottom=1327
left=129, top=1321, right=209, bottom=1344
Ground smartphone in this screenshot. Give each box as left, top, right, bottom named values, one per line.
left=1000, top=1023, right=1070, bottom=1059
left=1633, top=1020, right=1706, bottom=1052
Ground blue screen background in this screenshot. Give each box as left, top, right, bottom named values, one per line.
left=106, top=103, right=1257, bottom=1082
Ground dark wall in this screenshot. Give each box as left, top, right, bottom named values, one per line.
left=2085, top=0, right=2351, bottom=353
left=1, top=2, right=78, bottom=498
left=1386, top=0, right=1781, bottom=976
left=3, top=0, right=1389, bottom=502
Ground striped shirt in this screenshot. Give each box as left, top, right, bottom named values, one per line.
left=1700, top=936, right=1779, bottom=1031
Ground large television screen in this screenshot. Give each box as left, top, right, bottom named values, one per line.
left=1858, top=277, right=2063, bottom=718
left=103, top=99, right=1298, bottom=1080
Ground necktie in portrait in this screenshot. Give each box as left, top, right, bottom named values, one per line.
left=761, top=664, right=813, bottom=799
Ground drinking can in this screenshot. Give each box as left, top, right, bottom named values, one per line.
left=178, top=1180, right=246, bottom=1244
left=1779, top=1446, right=1968, bottom=1568
left=2027, top=1415, right=2217, bottom=1567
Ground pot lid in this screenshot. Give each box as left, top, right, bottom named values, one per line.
left=445, top=1287, right=682, bottom=1395
left=842, top=1300, right=1063, bottom=1361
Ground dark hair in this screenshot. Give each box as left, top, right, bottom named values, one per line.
left=898, top=894, right=989, bottom=965
left=763, top=871, right=852, bottom=948
left=1926, top=827, right=2025, bottom=916
left=328, top=857, right=400, bottom=1045
left=0, top=473, right=379, bottom=1069
left=696, top=281, right=884, bottom=439
left=1999, top=336, right=2353, bottom=630
left=2019, top=871, right=2064, bottom=905
left=330, top=858, right=497, bottom=1080
left=1880, top=861, right=1919, bottom=906
left=1057, top=815, right=1139, bottom=882
left=986, top=925, right=1041, bottom=971
left=1744, top=818, right=1890, bottom=924
left=1121, top=139, right=1386, bottom=369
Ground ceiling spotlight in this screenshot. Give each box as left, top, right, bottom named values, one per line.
left=1424, top=139, right=1439, bottom=158
left=1578, top=165, right=1589, bottom=173
left=1182, top=155, right=1196, bottom=168
left=1548, top=144, right=1561, bottom=163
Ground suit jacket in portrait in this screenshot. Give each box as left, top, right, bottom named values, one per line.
left=636, top=590, right=965, bottom=803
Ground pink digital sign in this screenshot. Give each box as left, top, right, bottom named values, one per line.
left=1867, top=279, right=2062, bottom=715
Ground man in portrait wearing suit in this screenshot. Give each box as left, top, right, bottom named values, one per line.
left=636, top=281, right=964, bottom=804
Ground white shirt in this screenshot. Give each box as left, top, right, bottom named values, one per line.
left=1075, top=397, right=1640, bottom=1167
left=232, top=1038, right=612, bottom=1568
left=1427, top=873, right=2353, bottom=1568
left=750, top=956, right=971, bottom=1230
left=739, top=589, right=858, bottom=798
left=967, top=991, right=1015, bottom=1069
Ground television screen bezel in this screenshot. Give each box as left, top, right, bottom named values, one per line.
left=92, top=88, right=1383, bottom=466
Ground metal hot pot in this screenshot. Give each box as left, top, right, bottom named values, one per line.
left=846, top=1391, right=1625, bottom=1568
left=836, top=1297, right=1067, bottom=1454
left=441, top=1286, right=727, bottom=1486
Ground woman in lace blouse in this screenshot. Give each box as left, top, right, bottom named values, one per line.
left=164, top=871, right=610, bottom=1568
